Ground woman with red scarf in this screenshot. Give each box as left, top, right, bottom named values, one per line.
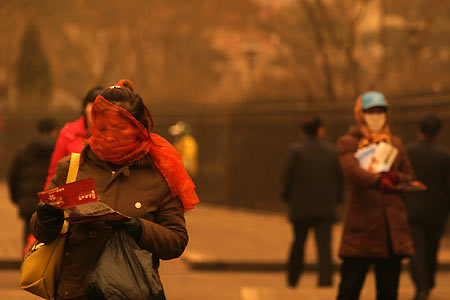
left=31, top=80, right=199, bottom=300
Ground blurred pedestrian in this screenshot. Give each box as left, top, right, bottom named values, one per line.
left=31, top=79, right=198, bottom=300
left=8, top=118, right=57, bottom=249
left=169, top=121, right=198, bottom=177
left=405, top=115, right=450, bottom=300
left=282, top=116, right=344, bottom=287
left=44, top=86, right=103, bottom=188
left=336, top=91, right=415, bottom=300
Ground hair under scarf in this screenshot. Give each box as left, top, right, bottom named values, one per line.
left=89, top=95, right=199, bottom=211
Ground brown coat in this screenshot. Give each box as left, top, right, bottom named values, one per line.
left=337, top=127, right=415, bottom=259
left=31, top=148, right=188, bottom=299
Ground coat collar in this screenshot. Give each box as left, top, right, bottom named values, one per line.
left=85, top=146, right=131, bottom=176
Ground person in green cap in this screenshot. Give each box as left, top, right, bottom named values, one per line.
left=336, top=91, right=415, bottom=300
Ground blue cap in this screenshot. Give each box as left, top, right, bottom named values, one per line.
left=361, top=92, right=387, bottom=111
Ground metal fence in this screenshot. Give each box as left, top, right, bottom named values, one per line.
left=151, top=94, right=450, bottom=212
left=1, top=94, right=450, bottom=212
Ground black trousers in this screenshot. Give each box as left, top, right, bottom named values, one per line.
left=409, top=217, right=447, bottom=293
left=336, top=256, right=402, bottom=300
left=287, top=219, right=333, bottom=287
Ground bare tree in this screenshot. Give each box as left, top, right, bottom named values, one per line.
left=254, top=0, right=450, bottom=101
left=258, top=0, right=371, bottom=102
left=2, top=0, right=256, bottom=108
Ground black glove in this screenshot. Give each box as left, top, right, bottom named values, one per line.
left=108, top=219, right=143, bottom=244
left=36, top=202, right=64, bottom=227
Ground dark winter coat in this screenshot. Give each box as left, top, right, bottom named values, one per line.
left=8, top=134, right=56, bottom=218
left=282, top=138, right=344, bottom=221
left=337, top=127, right=415, bottom=258
left=31, top=147, right=188, bottom=300
left=405, top=139, right=450, bottom=222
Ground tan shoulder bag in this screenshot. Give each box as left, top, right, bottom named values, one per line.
left=20, top=153, right=80, bottom=299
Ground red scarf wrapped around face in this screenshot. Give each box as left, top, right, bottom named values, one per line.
left=89, top=96, right=199, bottom=210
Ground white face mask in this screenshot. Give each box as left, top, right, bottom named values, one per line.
left=363, top=113, right=386, bottom=133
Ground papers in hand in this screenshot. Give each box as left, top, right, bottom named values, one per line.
left=37, top=179, right=129, bottom=223
left=355, top=142, right=398, bottom=173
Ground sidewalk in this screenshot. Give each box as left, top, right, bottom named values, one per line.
left=2, top=182, right=450, bottom=300
left=183, top=202, right=450, bottom=272
left=1, top=181, right=449, bottom=273
left=0, top=183, right=25, bottom=268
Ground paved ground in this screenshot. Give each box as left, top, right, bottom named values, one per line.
left=0, top=182, right=449, bottom=299
left=182, top=203, right=450, bottom=271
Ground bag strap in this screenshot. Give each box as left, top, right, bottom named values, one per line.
left=66, top=153, right=80, bottom=184
left=60, top=153, right=80, bottom=234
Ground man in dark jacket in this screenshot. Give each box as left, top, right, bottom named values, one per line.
left=405, top=115, right=450, bottom=300
left=8, top=118, right=57, bottom=248
left=282, top=116, right=344, bottom=287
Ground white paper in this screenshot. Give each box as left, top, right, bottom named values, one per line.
left=355, top=142, right=398, bottom=173
left=64, top=201, right=116, bottom=217
left=355, top=144, right=377, bottom=170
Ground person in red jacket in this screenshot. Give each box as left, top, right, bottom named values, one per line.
left=44, top=86, right=103, bottom=189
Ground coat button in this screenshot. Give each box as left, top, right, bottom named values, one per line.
left=112, top=171, right=116, bottom=175
left=89, top=231, right=97, bottom=238
left=134, top=202, right=142, bottom=209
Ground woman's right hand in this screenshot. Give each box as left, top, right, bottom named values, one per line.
left=36, top=202, right=64, bottom=227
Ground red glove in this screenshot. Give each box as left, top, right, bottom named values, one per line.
left=377, top=176, right=396, bottom=193
left=380, top=171, right=399, bottom=185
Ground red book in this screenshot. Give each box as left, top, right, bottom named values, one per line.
left=38, top=179, right=98, bottom=208
left=38, top=179, right=129, bottom=223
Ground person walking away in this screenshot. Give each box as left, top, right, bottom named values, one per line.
left=168, top=121, right=198, bottom=178
left=405, top=115, right=450, bottom=300
left=44, top=86, right=103, bottom=189
left=8, top=118, right=57, bottom=249
left=282, top=116, right=344, bottom=287
left=31, top=79, right=199, bottom=300
left=336, top=91, right=415, bottom=300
